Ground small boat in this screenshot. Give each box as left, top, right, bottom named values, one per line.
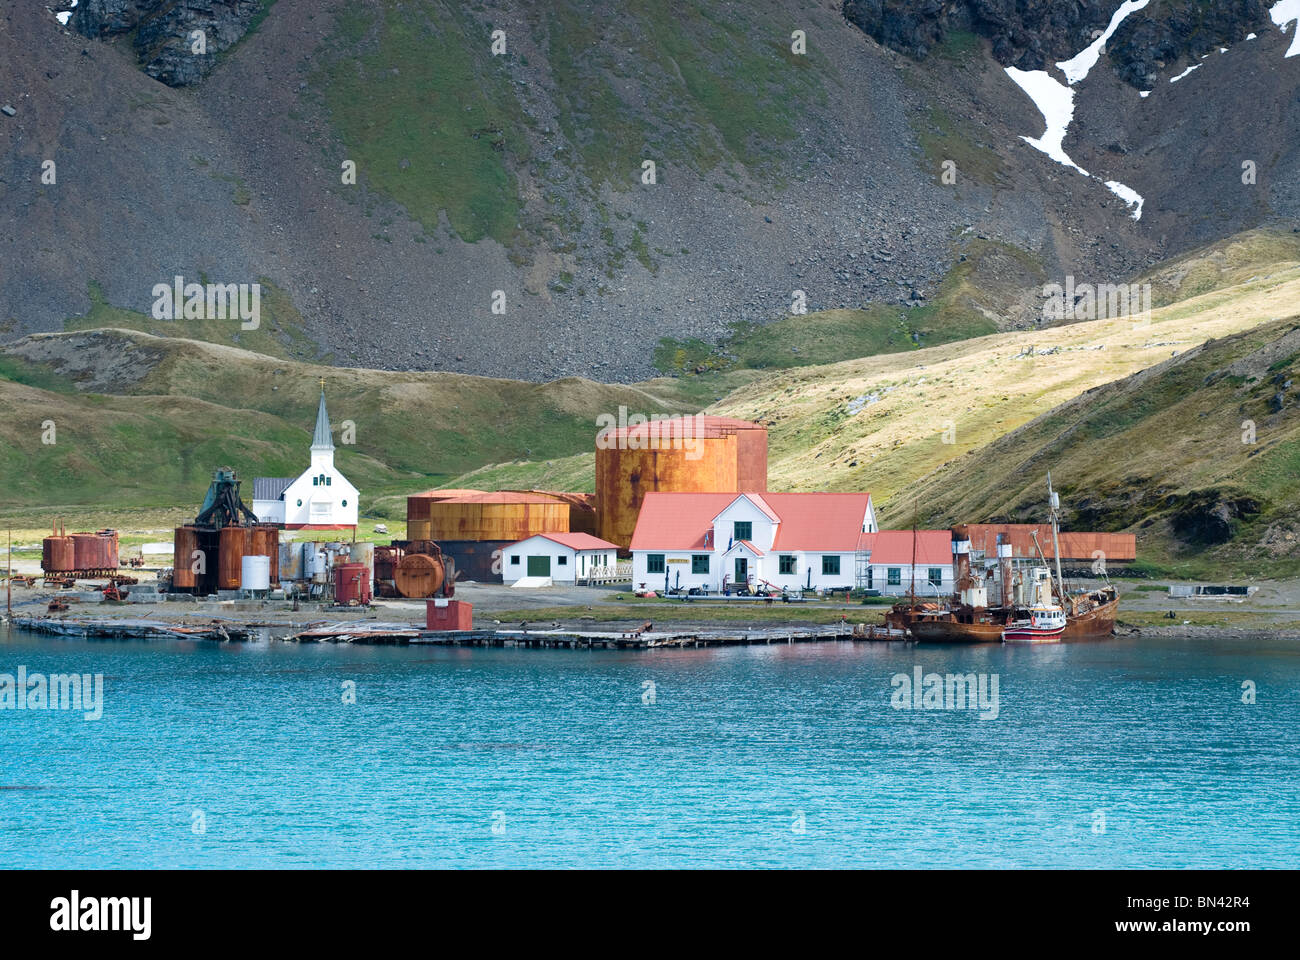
left=1002, top=604, right=1066, bottom=643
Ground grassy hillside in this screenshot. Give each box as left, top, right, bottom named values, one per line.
left=900, top=318, right=1300, bottom=578
left=0, top=329, right=696, bottom=518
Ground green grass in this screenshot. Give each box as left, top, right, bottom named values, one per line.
left=316, top=1, right=524, bottom=244
left=485, top=602, right=877, bottom=625
left=653, top=238, right=1034, bottom=377
left=912, top=106, right=1007, bottom=187
left=63, top=280, right=321, bottom=363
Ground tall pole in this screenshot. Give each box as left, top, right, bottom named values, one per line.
left=1047, top=473, right=1066, bottom=606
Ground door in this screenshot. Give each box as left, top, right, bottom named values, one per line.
left=527, top=555, right=551, bottom=577
left=734, top=557, right=748, bottom=584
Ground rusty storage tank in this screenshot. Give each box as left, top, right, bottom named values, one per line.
left=251, top=525, right=280, bottom=584
left=70, top=533, right=104, bottom=573
left=99, top=529, right=120, bottom=571
left=595, top=416, right=768, bottom=550
left=41, top=534, right=76, bottom=573
left=172, top=526, right=199, bottom=590
left=509, top=491, right=598, bottom=536
left=218, top=526, right=252, bottom=591
left=334, top=562, right=372, bottom=605
left=394, top=553, right=445, bottom=598
left=425, top=492, right=569, bottom=542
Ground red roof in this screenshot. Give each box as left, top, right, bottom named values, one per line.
left=962, top=524, right=1136, bottom=562
left=860, top=530, right=954, bottom=566
left=630, top=492, right=876, bottom=552
left=517, top=532, right=620, bottom=551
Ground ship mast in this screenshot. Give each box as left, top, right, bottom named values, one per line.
left=1047, top=472, right=1067, bottom=608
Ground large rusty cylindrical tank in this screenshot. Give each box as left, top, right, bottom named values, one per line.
left=96, top=529, right=120, bottom=571
left=251, top=525, right=280, bottom=584
left=218, top=526, right=251, bottom=591
left=71, top=534, right=103, bottom=573
left=394, top=553, right=445, bottom=599
left=172, top=526, right=198, bottom=590
left=41, top=536, right=76, bottom=573
left=595, top=416, right=768, bottom=551
left=425, top=492, right=568, bottom=542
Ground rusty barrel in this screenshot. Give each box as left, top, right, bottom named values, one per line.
left=172, top=526, right=198, bottom=589
left=218, top=526, right=251, bottom=591
left=334, top=562, right=372, bottom=605
left=394, top=553, right=444, bottom=599
left=251, top=525, right=280, bottom=584
left=41, top=536, right=76, bottom=573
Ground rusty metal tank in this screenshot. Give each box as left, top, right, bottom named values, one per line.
left=41, top=535, right=76, bottom=573
left=172, top=526, right=199, bottom=590
left=424, top=492, right=569, bottom=542
left=595, top=416, right=768, bottom=550
left=251, top=525, right=280, bottom=584
left=334, top=562, right=372, bottom=605
left=218, top=526, right=251, bottom=590
left=394, top=553, right=445, bottom=599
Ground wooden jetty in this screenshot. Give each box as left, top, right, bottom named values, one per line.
left=8, top=615, right=261, bottom=642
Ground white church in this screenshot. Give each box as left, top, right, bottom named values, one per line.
left=252, top=388, right=359, bottom=530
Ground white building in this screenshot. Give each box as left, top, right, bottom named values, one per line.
left=253, top=390, right=359, bottom=531
left=501, top=533, right=621, bottom=585
left=629, top=491, right=952, bottom=595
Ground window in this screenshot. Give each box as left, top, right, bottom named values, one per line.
left=342, top=499, right=347, bottom=507
left=558, top=555, right=567, bottom=566
left=510, top=555, right=520, bottom=565
left=887, top=567, right=901, bottom=586
left=312, top=477, right=318, bottom=486
left=647, top=554, right=665, bottom=574
left=691, top=554, right=709, bottom=574
left=928, top=567, right=942, bottom=587
left=779, top=555, right=796, bottom=575
left=822, top=555, right=840, bottom=576
left=295, top=499, right=302, bottom=507
left=733, top=521, right=752, bottom=542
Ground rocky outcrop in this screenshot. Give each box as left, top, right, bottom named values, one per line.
left=1106, top=0, right=1272, bottom=88
left=71, top=0, right=264, bottom=87
left=843, top=0, right=1271, bottom=88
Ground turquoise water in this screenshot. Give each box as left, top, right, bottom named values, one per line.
left=1, top=624, right=1297, bottom=868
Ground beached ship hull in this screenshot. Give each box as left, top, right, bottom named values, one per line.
left=909, top=614, right=1009, bottom=644
left=1060, top=589, right=1119, bottom=641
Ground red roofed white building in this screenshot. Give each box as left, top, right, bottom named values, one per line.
left=501, top=532, right=621, bottom=585
left=629, top=491, right=952, bottom=595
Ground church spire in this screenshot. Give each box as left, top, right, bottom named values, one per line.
left=311, top=383, right=334, bottom=451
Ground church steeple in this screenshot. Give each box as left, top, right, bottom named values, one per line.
left=311, top=381, right=334, bottom=452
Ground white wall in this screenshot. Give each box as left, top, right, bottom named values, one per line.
left=252, top=498, right=286, bottom=524
left=632, top=550, right=952, bottom=595
left=502, top=538, right=616, bottom=584
left=281, top=465, right=358, bottom=528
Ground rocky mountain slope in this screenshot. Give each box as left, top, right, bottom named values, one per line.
left=4, top=1, right=1300, bottom=380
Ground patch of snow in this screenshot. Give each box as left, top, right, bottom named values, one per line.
left=1247, top=32, right=1258, bottom=40
left=1004, top=67, right=1089, bottom=174
left=1056, top=0, right=1152, bottom=84
left=54, top=1, right=78, bottom=26
left=1105, top=181, right=1144, bottom=220
left=1170, top=63, right=1201, bottom=82
left=1272, top=0, right=1300, bottom=57
left=1140, top=90, right=1151, bottom=97
left=1005, top=7, right=1151, bottom=221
